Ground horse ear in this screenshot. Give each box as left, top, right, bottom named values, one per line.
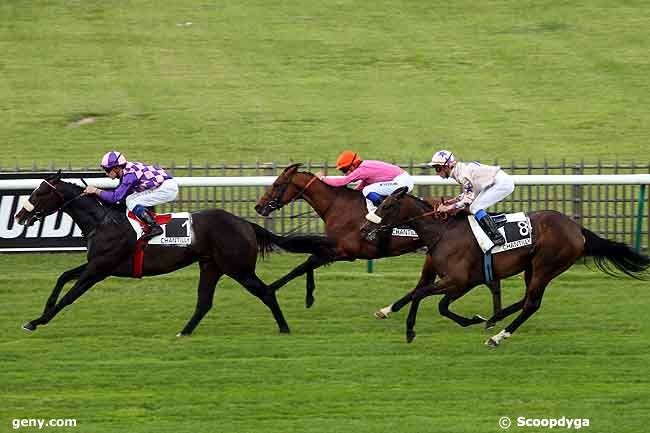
left=55, top=169, right=62, bottom=180
left=393, top=186, right=409, bottom=198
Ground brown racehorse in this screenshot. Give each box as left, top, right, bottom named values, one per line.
left=255, top=164, right=503, bottom=323
left=360, top=187, right=650, bottom=347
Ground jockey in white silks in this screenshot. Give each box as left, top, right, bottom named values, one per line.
left=428, top=150, right=515, bottom=246
left=317, top=150, right=414, bottom=223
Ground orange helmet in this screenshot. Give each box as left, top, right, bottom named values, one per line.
left=336, top=151, right=360, bottom=171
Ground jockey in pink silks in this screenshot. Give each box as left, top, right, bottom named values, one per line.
left=317, top=150, right=414, bottom=223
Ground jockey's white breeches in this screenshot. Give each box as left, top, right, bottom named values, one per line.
left=125, top=179, right=179, bottom=211
left=469, top=171, right=515, bottom=214
left=362, top=172, right=414, bottom=213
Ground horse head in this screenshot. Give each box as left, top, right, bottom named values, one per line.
left=255, top=163, right=310, bottom=216
left=360, top=186, right=411, bottom=240
left=14, top=170, right=74, bottom=227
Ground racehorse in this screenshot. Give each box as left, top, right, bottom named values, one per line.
left=14, top=172, right=333, bottom=336
left=360, top=187, right=650, bottom=347
left=255, top=164, right=503, bottom=321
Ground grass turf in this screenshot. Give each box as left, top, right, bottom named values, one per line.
left=1, top=253, right=648, bottom=433
left=1, top=1, right=650, bottom=432
left=1, top=0, right=649, bottom=167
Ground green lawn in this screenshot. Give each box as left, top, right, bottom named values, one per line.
left=1, top=0, right=649, bottom=167
left=2, top=1, right=650, bottom=432
left=1, top=253, right=649, bottom=433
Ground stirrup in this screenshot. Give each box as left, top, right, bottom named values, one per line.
left=142, top=225, right=163, bottom=240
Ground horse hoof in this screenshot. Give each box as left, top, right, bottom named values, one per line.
left=406, top=330, right=416, bottom=343
left=485, top=337, right=499, bottom=348
left=22, top=322, right=36, bottom=332
left=279, top=327, right=291, bottom=334
left=485, top=320, right=497, bottom=330
left=176, top=332, right=191, bottom=337
left=305, top=296, right=315, bottom=309
left=374, top=310, right=387, bottom=319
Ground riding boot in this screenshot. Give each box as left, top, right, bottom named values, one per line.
left=139, top=209, right=163, bottom=241
left=478, top=214, right=505, bottom=246
left=364, top=193, right=384, bottom=225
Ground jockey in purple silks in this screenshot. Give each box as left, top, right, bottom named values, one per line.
left=83, top=151, right=179, bottom=240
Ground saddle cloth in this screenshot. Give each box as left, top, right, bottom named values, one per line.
left=126, top=211, right=193, bottom=246
left=468, top=212, right=532, bottom=253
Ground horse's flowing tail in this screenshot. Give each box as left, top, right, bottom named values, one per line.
left=581, top=228, right=650, bottom=279
left=249, top=223, right=335, bottom=259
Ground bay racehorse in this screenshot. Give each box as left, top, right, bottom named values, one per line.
left=255, top=164, right=503, bottom=321
left=360, top=187, right=649, bottom=347
left=14, top=172, right=333, bottom=336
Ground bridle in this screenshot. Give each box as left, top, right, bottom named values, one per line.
left=266, top=173, right=318, bottom=211
left=27, top=179, right=88, bottom=223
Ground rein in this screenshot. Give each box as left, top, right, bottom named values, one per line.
left=290, top=175, right=318, bottom=203
left=34, top=180, right=109, bottom=225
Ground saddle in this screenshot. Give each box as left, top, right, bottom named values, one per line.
left=126, top=211, right=193, bottom=278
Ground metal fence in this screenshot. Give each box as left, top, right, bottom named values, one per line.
left=2, top=160, right=649, bottom=251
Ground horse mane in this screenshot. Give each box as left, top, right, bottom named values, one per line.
left=58, top=179, right=126, bottom=214
left=407, top=193, right=435, bottom=211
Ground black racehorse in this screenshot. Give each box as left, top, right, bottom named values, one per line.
left=361, top=187, right=650, bottom=347
left=14, top=172, right=333, bottom=336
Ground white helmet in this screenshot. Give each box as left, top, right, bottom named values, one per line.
left=427, top=150, right=456, bottom=166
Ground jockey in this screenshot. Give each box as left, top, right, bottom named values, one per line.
left=428, top=150, right=514, bottom=246
left=317, top=150, right=414, bottom=223
left=82, top=151, right=179, bottom=241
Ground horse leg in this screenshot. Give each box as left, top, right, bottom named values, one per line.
left=177, top=262, right=222, bottom=337
left=23, top=271, right=107, bottom=332
left=405, top=298, right=422, bottom=343
left=485, top=289, right=545, bottom=348
left=375, top=291, right=414, bottom=319
left=305, top=267, right=316, bottom=308
left=486, top=299, right=524, bottom=325
left=238, top=274, right=291, bottom=334
left=404, top=279, right=451, bottom=343
left=438, top=293, right=487, bottom=327
left=269, top=254, right=333, bottom=308
left=485, top=260, right=573, bottom=347
left=485, top=267, right=529, bottom=326
left=485, top=279, right=502, bottom=329
left=375, top=255, right=436, bottom=319
left=41, top=263, right=88, bottom=317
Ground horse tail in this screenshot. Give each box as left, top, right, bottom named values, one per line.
left=248, top=223, right=335, bottom=259
left=581, top=227, right=650, bottom=279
